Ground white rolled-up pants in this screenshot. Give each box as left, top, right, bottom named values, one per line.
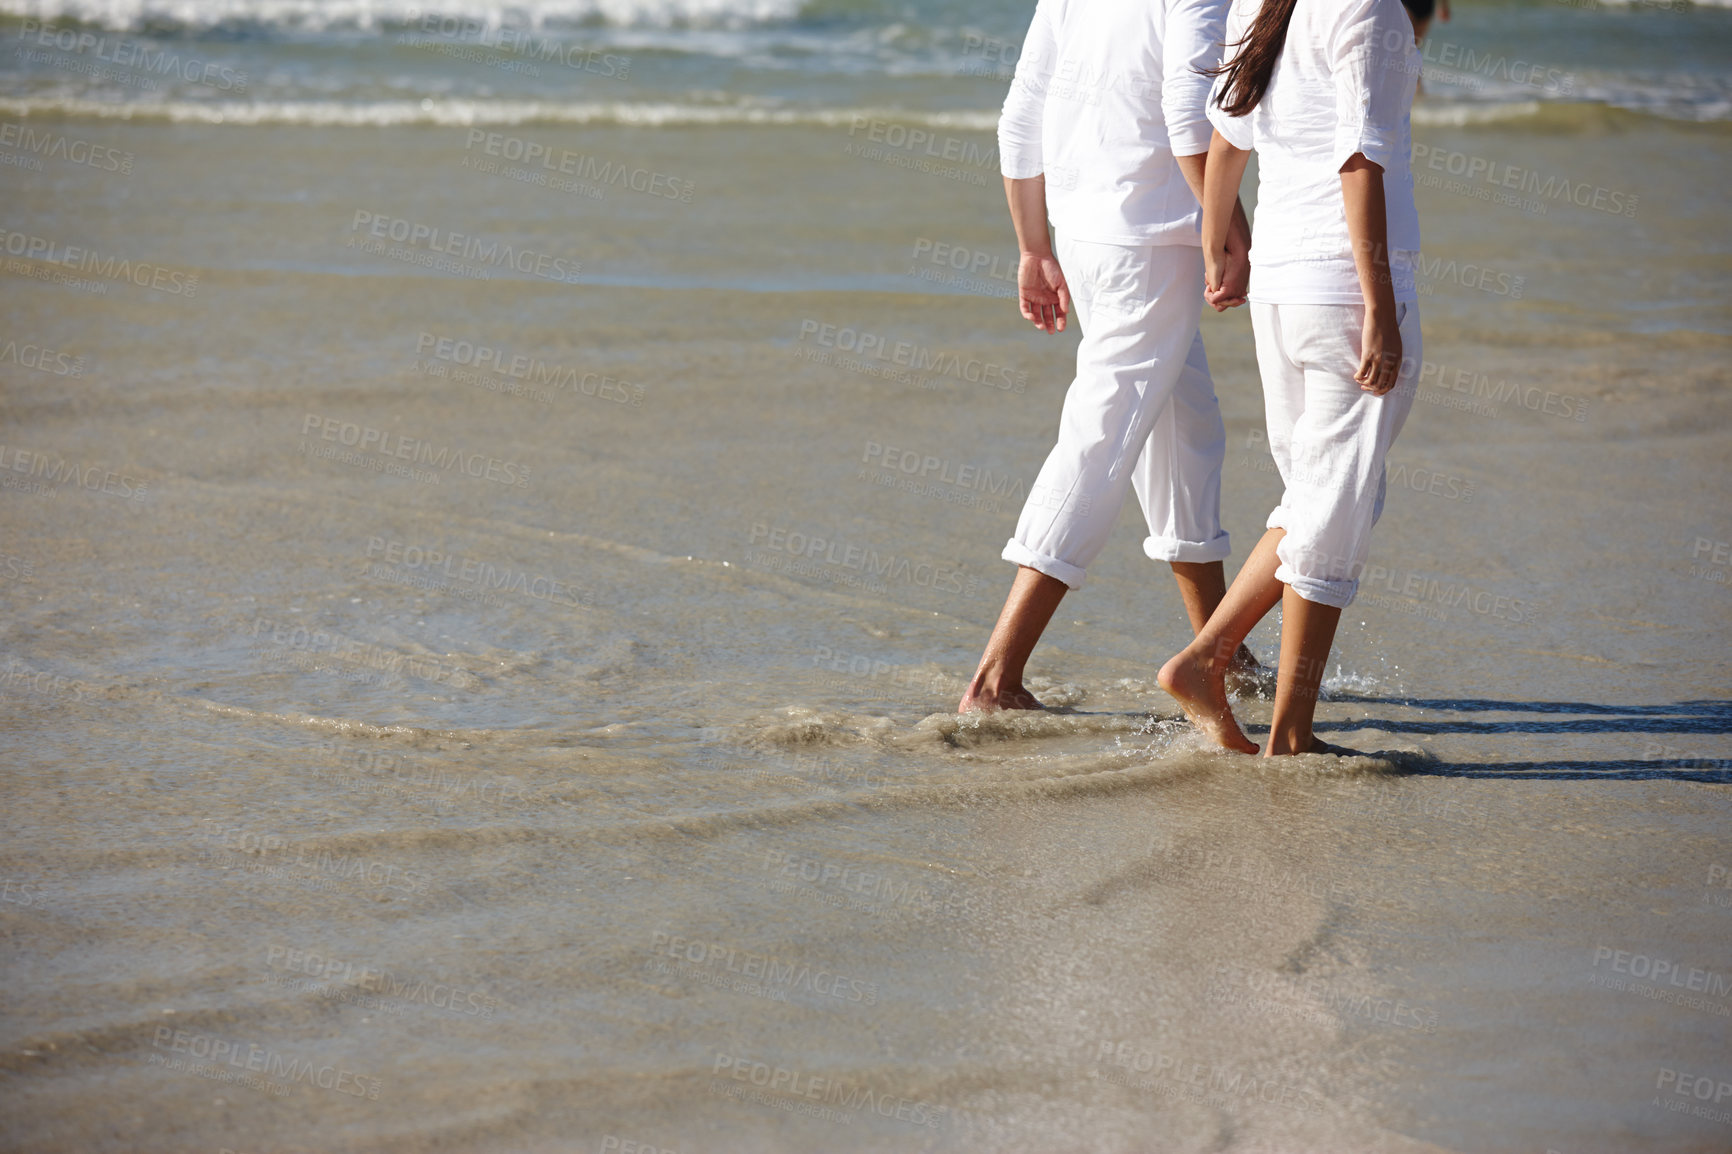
left=1003, top=236, right=1230, bottom=590
left=1251, top=299, right=1422, bottom=609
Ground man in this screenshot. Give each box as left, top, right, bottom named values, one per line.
left=960, top=0, right=1256, bottom=712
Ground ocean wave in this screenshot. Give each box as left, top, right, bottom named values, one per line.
left=1567, top=72, right=1732, bottom=123
left=1416, top=69, right=1732, bottom=126
left=1, top=92, right=1723, bottom=130
left=0, top=0, right=807, bottom=32
left=908, top=708, right=1156, bottom=749
left=1413, top=99, right=1546, bottom=127
left=1414, top=95, right=1731, bottom=128
left=0, top=93, right=1004, bottom=127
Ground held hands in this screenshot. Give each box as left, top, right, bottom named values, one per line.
left=1203, top=212, right=1251, bottom=312
left=1355, top=304, right=1403, bottom=395
left=1017, top=251, right=1070, bottom=334
left=1204, top=237, right=1249, bottom=312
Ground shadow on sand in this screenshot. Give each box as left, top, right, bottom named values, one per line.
left=1311, top=697, right=1732, bottom=782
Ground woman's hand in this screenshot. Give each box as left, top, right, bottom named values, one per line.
left=1017, top=251, right=1070, bottom=334
left=1355, top=303, right=1403, bottom=394
left=1206, top=229, right=1251, bottom=311
left=1195, top=134, right=1253, bottom=313
left=1203, top=246, right=1228, bottom=300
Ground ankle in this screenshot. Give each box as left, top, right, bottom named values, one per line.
left=1198, top=634, right=1240, bottom=673
left=1264, top=728, right=1310, bottom=756
left=968, top=664, right=1020, bottom=696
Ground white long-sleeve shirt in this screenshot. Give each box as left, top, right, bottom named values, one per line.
left=1206, top=0, right=1422, bottom=304
left=997, top=0, right=1231, bottom=247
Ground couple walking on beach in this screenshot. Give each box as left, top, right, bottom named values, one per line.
left=958, top=0, right=1435, bottom=755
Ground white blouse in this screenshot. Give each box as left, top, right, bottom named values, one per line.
left=1206, top=0, right=1422, bottom=304
left=998, top=0, right=1232, bottom=247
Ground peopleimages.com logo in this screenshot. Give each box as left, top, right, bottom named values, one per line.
left=149, top=1027, right=381, bottom=1098
left=747, top=523, right=977, bottom=597
left=347, top=211, right=580, bottom=283
left=298, top=414, right=531, bottom=489
left=0, top=121, right=132, bottom=174
left=15, top=19, right=249, bottom=91
left=797, top=320, right=1026, bottom=393
left=0, top=227, right=198, bottom=296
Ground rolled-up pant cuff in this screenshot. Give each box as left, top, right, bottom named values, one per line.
left=1266, top=509, right=1357, bottom=605
left=1274, top=564, right=1358, bottom=609
left=1003, top=539, right=1087, bottom=591
left=1143, top=530, right=1231, bottom=564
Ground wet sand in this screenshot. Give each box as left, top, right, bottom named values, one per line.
left=1, top=52, right=1731, bottom=1154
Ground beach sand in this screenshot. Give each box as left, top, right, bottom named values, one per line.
left=2, top=3, right=1731, bottom=1149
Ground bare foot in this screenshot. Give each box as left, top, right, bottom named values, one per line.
left=1157, top=646, right=1259, bottom=754
left=1264, top=733, right=1345, bottom=757
left=958, top=681, right=1044, bottom=713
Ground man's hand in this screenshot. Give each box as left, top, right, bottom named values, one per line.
left=1195, top=136, right=1254, bottom=314
left=1002, top=176, right=1067, bottom=334
left=1204, top=205, right=1252, bottom=311
left=1205, top=236, right=1249, bottom=311
left=1018, top=251, right=1070, bottom=334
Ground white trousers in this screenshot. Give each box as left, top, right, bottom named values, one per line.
left=1251, top=299, right=1422, bottom=609
left=1003, top=237, right=1229, bottom=590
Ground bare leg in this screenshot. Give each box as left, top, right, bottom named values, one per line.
left=1169, top=560, right=1264, bottom=687
left=1157, top=529, right=1287, bottom=753
left=1264, top=586, right=1341, bottom=756
left=1168, top=560, right=1227, bottom=634
left=959, top=566, right=1068, bottom=712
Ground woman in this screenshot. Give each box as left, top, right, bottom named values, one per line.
left=1158, top=0, right=1424, bottom=754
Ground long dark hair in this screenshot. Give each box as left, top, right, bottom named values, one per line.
left=1208, top=0, right=1429, bottom=117
left=1207, top=0, right=1301, bottom=118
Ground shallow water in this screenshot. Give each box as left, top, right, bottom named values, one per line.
left=2, top=0, right=1731, bottom=1150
